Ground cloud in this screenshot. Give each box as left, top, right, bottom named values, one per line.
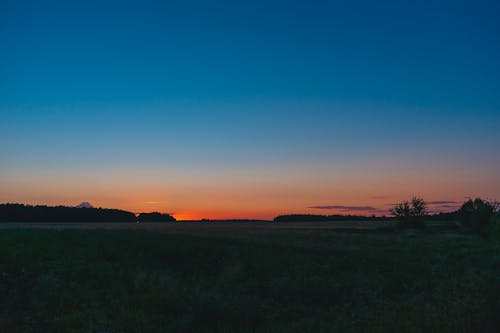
left=386, top=200, right=459, bottom=206
left=428, top=201, right=458, bottom=205
left=309, top=205, right=377, bottom=212
left=434, top=204, right=458, bottom=208
left=428, top=203, right=462, bottom=214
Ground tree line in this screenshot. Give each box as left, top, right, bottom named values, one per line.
left=273, top=214, right=392, bottom=222
left=0, top=204, right=176, bottom=223
left=274, top=197, right=499, bottom=238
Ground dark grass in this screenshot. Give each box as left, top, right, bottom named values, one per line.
left=0, top=228, right=499, bottom=332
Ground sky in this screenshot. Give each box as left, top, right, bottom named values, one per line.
left=1, top=0, right=499, bottom=219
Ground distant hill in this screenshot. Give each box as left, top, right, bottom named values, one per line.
left=75, top=202, right=94, bottom=209
left=0, top=203, right=136, bottom=222
left=137, top=212, right=176, bottom=222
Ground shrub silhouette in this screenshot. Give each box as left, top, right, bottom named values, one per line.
left=458, top=198, right=499, bottom=237
left=390, top=197, right=427, bottom=228
left=137, top=212, right=176, bottom=222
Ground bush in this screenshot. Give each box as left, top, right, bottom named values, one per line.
left=458, top=198, right=499, bottom=238
left=137, top=212, right=176, bottom=222
left=390, top=197, right=427, bottom=229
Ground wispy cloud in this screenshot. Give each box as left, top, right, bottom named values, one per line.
left=386, top=200, right=459, bottom=206
left=427, top=201, right=461, bottom=213
left=309, top=205, right=377, bottom=212
left=436, top=204, right=457, bottom=208
left=428, top=201, right=458, bottom=205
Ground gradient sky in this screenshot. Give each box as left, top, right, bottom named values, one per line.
left=1, top=0, right=499, bottom=219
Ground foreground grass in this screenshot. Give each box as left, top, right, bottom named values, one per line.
left=0, top=229, right=498, bottom=332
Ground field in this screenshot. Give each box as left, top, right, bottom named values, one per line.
left=0, top=221, right=499, bottom=332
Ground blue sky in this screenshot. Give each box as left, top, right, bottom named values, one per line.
left=2, top=0, right=499, bottom=107
left=1, top=0, right=499, bottom=217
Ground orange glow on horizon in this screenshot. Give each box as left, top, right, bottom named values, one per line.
left=1, top=162, right=498, bottom=220
left=172, top=212, right=203, bottom=221
left=171, top=210, right=275, bottom=221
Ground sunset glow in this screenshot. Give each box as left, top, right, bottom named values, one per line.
left=0, top=161, right=497, bottom=219
left=1, top=0, right=499, bottom=219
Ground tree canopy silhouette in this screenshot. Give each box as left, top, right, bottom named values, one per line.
left=0, top=204, right=137, bottom=222
left=458, top=198, right=499, bottom=237
left=390, top=197, right=427, bottom=228
left=137, top=212, right=176, bottom=222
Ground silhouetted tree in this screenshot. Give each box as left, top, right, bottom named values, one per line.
left=390, top=197, right=427, bottom=228
left=458, top=198, right=499, bottom=237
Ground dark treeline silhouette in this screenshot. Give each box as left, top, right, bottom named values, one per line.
left=273, top=214, right=392, bottom=222
left=274, top=211, right=461, bottom=222
left=137, top=212, right=176, bottom=222
left=0, top=203, right=468, bottom=224
left=0, top=204, right=137, bottom=222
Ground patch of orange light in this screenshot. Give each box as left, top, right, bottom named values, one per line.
left=173, top=212, right=204, bottom=221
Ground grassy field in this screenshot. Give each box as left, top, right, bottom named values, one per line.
left=0, top=222, right=498, bottom=332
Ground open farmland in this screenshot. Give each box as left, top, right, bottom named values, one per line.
left=0, top=220, right=458, bottom=250
left=1, top=221, right=498, bottom=332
